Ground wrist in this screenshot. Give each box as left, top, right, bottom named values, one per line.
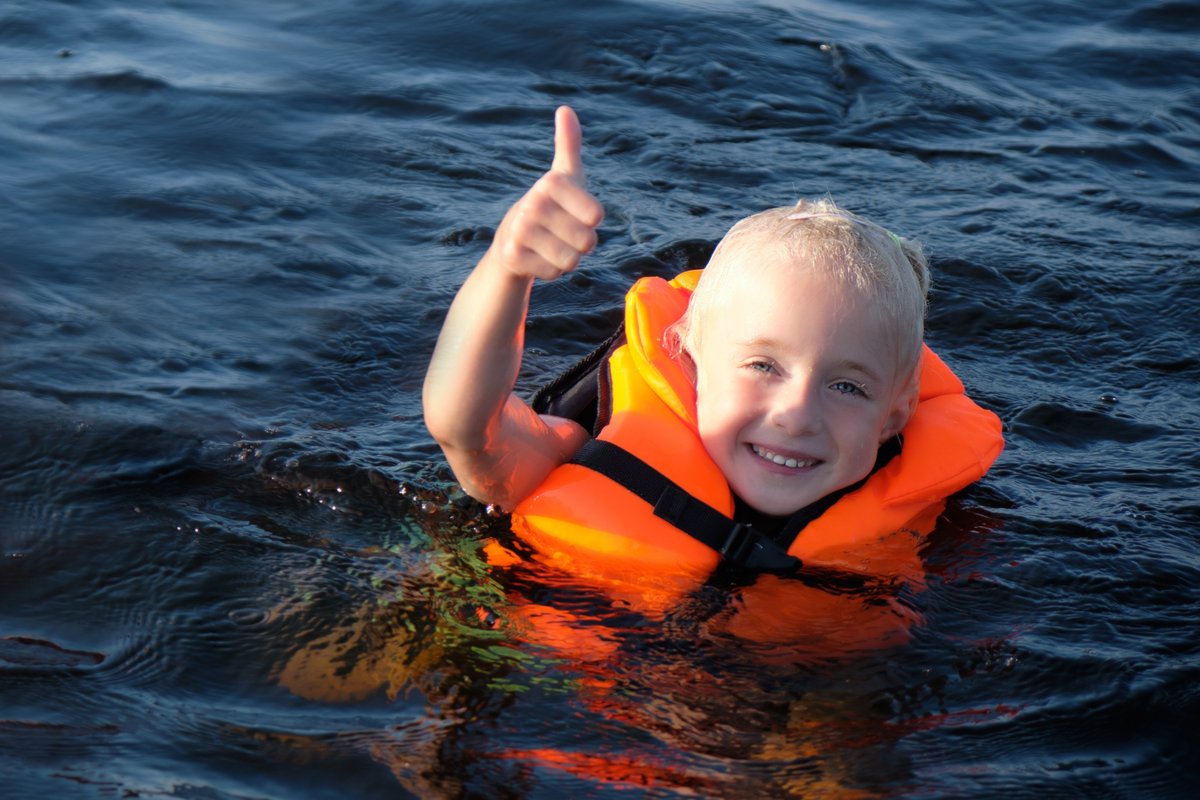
left=481, top=246, right=537, bottom=289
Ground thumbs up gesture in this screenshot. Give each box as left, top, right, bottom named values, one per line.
left=491, top=106, right=605, bottom=281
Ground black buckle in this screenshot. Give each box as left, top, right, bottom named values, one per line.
left=720, top=522, right=802, bottom=573
left=718, top=523, right=757, bottom=565
left=650, top=483, right=802, bottom=573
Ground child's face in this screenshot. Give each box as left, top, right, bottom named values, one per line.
left=690, top=254, right=914, bottom=517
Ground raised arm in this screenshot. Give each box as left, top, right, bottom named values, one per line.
left=423, top=106, right=604, bottom=509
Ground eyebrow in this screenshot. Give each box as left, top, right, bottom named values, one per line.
left=834, top=359, right=884, bottom=384
left=737, top=338, right=886, bottom=384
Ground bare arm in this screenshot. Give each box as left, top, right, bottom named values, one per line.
left=423, top=106, right=604, bottom=509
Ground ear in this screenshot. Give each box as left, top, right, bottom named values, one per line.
left=879, top=365, right=920, bottom=441
left=677, top=347, right=698, bottom=386
left=666, top=323, right=699, bottom=385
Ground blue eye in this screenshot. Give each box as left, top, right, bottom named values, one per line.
left=831, top=380, right=867, bottom=397
left=748, top=360, right=775, bottom=374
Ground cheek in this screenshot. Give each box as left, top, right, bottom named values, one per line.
left=694, top=392, right=723, bottom=444
left=695, top=381, right=750, bottom=444
left=834, top=408, right=890, bottom=459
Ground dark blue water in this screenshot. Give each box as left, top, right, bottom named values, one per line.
left=2, top=0, right=1198, bottom=797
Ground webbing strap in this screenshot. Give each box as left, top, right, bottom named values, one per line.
left=569, top=439, right=802, bottom=573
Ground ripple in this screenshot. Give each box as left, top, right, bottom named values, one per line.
left=227, top=607, right=272, bottom=628
left=1121, top=2, right=1200, bottom=32
left=0, top=636, right=105, bottom=670
left=1010, top=402, right=1166, bottom=447
left=67, top=69, right=169, bottom=93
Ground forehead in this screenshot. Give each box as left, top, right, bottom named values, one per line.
left=708, top=244, right=882, bottom=315
left=698, top=262, right=902, bottom=375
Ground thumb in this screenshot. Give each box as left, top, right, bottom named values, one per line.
left=550, top=105, right=585, bottom=184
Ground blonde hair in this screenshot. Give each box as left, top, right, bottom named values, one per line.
left=673, top=198, right=930, bottom=378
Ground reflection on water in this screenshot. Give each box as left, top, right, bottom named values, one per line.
left=2, top=0, right=1198, bottom=796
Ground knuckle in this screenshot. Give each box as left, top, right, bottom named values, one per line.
left=558, top=247, right=582, bottom=271
left=587, top=202, right=605, bottom=227
left=569, top=228, right=597, bottom=254
left=533, top=173, right=561, bottom=197
left=507, top=208, right=541, bottom=242
left=498, top=237, right=525, bottom=264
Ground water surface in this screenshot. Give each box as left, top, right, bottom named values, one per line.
left=2, top=0, right=1198, bottom=797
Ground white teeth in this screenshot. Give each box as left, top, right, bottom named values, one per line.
left=752, top=445, right=814, bottom=469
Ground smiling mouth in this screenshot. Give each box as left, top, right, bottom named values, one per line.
left=751, top=444, right=818, bottom=469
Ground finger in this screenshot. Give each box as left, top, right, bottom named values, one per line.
left=538, top=171, right=604, bottom=229
left=508, top=200, right=597, bottom=265
left=526, top=230, right=587, bottom=278
left=501, top=233, right=582, bottom=281
left=550, top=105, right=585, bottom=184
left=500, top=199, right=595, bottom=278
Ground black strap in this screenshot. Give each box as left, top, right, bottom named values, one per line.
left=569, top=439, right=802, bottom=573
left=531, top=323, right=624, bottom=435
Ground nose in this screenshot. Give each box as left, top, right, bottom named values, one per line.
left=769, top=381, right=822, bottom=437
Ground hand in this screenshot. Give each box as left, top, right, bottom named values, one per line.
left=490, top=106, right=605, bottom=281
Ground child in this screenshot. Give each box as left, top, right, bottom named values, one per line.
left=424, top=106, right=1002, bottom=588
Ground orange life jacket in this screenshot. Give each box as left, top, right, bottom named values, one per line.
left=506, top=271, right=1004, bottom=613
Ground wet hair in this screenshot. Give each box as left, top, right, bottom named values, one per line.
left=672, top=198, right=930, bottom=380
